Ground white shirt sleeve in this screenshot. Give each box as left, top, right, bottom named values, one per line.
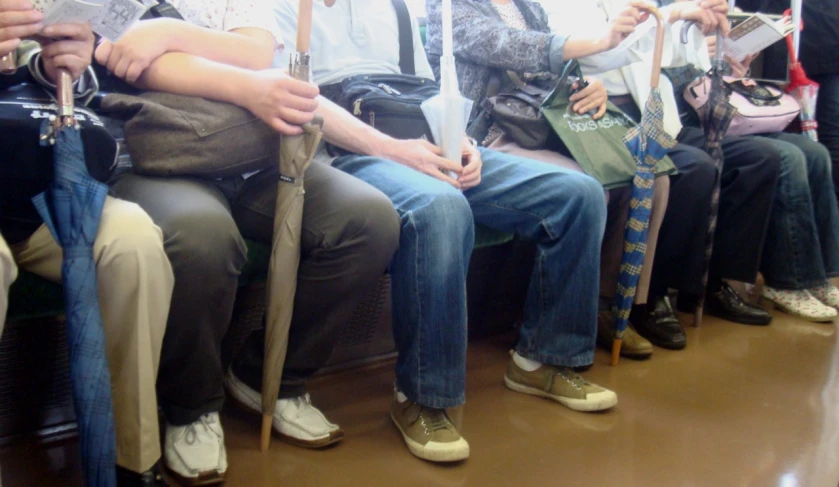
left=224, top=0, right=285, bottom=47
left=411, top=14, right=435, bottom=80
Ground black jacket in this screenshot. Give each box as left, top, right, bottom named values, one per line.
left=738, top=0, right=839, bottom=77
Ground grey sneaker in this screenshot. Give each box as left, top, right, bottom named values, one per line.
left=504, top=355, right=617, bottom=412
left=389, top=390, right=469, bottom=463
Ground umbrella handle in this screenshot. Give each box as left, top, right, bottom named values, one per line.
left=1, top=50, right=17, bottom=75
left=636, top=6, right=666, bottom=89
left=55, top=68, right=76, bottom=128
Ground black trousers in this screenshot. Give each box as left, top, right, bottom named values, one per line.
left=649, top=127, right=781, bottom=297
left=111, top=161, right=399, bottom=425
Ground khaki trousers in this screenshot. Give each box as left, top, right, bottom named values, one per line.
left=0, top=236, right=16, bottom=336
left=2, top=196, right=172, bottom=473
left=489, top=135, right=669, bottom=304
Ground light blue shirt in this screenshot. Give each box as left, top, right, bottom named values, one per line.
left=273, top=0, right=435, bottom=85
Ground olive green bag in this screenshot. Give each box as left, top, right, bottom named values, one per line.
left=541, top=62, right=676, bottom=189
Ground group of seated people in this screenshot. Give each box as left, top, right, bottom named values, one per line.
left=0, top=0, right=837, bottom=485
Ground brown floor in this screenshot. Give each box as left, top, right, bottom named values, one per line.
left=2, top=310, right=839, bottom=487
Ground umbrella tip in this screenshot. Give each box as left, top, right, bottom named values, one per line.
left=260, top=416, right=272, bottom=451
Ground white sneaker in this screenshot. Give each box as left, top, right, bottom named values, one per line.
left=224, top=369, right=344, bottom=448
left=164, top=413, right=227, bottom=486
left=809, top=282, right=839, bottom=310
left=762, top=286, right=838, bottom=322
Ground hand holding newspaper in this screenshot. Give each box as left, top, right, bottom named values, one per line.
left=722, top=13, right=795, bottom=62
left=32, top=0, right=146, bottom=41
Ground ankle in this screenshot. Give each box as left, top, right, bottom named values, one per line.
left=512, top=351, right=542, bottom=372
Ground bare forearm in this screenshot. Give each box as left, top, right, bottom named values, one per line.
left=563, top=37, right=612, bottom=61
left=317, top=96, right=393, bottom=158
left=134, top=52, right=253, bottom=107
left=166, top=22, right=275, bottom=70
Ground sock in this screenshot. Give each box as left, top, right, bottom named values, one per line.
left=513, top=352, right=542, bottom=372
left=396, top=390, right=408, bottom=403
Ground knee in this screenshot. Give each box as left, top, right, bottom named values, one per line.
left=164, top=206, right=248, bottom=276
left=408, top=188, right=474, bottom=246
left=335, top=187, right=401, bottom=265
left=0, top=241, right=17, bottom=294
left=95, top=200, right=170, bottom=276
left=564, top=173, right=607, bottom=227
left=804, top=141, right=833, bottom=180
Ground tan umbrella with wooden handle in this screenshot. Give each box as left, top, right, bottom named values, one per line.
left=260, top=0, right=336, bottom=452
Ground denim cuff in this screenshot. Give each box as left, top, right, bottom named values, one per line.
left=548, top=34, right=569, bottom=75
left=516, top=346, right=594, bottom=369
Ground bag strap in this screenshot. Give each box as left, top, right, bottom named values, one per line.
left=390, top=0, right=415, bottom=76
left=144, top=0, right=184, bottom=20
left=725, top=79, right=784, bottom=102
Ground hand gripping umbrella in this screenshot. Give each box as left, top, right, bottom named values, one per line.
left=260, top=0, right=335, bottom=452
left=612, top=6, right=677, bottom=365
left=420, top=0, right=473, bottom=176
left=30, top=68, right=117, bottom=486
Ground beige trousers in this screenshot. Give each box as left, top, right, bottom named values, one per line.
left=0, top=236, right=17, bottom=337
left=3, top=196, right=173, bottom=473
left=489, top=135, right=669, bottom=304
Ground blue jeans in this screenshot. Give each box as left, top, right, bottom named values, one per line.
left=758, top=132, right=839, bottom=290
left=331, top=148, right=606, bottom=408
left=812, top=75, right=839, bottom=203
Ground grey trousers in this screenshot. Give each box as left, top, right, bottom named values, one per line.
left=111, top=161, right=399, bottom=425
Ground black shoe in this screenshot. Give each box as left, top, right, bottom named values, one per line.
left=630, top=297, right=687, bottom=350
left=117, top=462, right=169, bottom=487
left=705, top=282, right=772, bottom=326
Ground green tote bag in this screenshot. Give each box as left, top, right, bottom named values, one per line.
left=541, top=62, right=676, bottom=189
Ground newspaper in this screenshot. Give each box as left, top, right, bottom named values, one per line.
left=723, top=13, right=795, bottom=62
left=32, top=0, right=146, bottom=41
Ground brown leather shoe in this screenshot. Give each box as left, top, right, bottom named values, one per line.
left=596, top=310, right=654, bottom=360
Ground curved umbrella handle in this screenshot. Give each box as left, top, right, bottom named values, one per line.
left=636, top=6, right=666, bottom=89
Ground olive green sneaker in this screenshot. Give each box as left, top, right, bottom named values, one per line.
left=504, top=355, right=618, bottom=412
left=390, top=391, right=470, bottom=463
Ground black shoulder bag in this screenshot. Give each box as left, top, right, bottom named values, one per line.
left=0, top=48, right=117, bottom=243
left=320, top=0, right=440, bottom=141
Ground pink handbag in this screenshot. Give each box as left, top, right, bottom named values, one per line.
left=683, top=76, right=800, bottom=136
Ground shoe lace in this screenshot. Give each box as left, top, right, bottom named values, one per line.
left=556, top=368, right=588, bottom=390
left=184, top=414, right=218, bottom=446
left=289, top=393, right=314, bottom=419
left=417, top=407, right=452, bottom=434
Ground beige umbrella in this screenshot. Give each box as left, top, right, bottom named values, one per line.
left=260, top=0, right=335, bottom=452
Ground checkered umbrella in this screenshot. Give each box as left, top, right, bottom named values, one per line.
left=612, top=7, right=676, bottom=365
left=692, top=28, right=738, bottom=327
left=31, top=69, right=117, bottom=486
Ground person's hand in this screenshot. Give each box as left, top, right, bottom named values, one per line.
left=0, top=0, right=43, bottom=58
left=670, top=1, right=730, bottom=36
left=94, top=18, right=173, bottom=83
left=459, top=137, right=482, bottom=190
left=706, top=36, right=752, bottom=76
left=385, top=138, right=464, bottom=189
left=238, top=69, right=320, bottom=135
left=726, top=52, right=753, bottom=77
left=40, top=22, right=94, bottom=81
left=604, top=0, right=650, bottom=49
left=569, top=78, right=608, bottom=120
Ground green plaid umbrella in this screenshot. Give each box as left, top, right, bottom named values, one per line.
left=612, top=7, right=675, bottom=365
